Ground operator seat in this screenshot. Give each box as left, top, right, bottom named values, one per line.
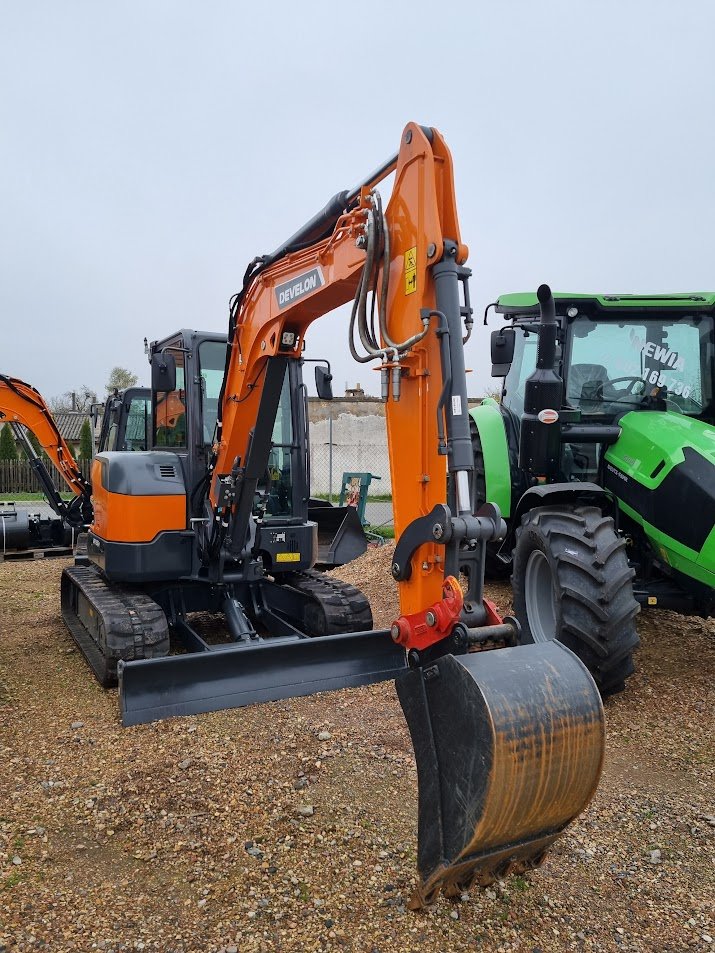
left=567, top=363, right=612, bottom=411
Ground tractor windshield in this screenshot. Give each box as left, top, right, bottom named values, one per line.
left=566, top=314, right=714, bottom=421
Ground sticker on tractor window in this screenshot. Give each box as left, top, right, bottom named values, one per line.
left=276, top=552, right=301, bottom=563
left=404, top=246, right=417, bottom=295
left=538, top=408, right=559, bottom=424
left=641, top=366, right=696, bottom=399
left=629, top=330, right=686, bottom=373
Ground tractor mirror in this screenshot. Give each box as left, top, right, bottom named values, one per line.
left=491, top=328, right=515, bottom=376
left=151, top=352, right=177, bottom=393
left=315, top=365, right=334, bottom=401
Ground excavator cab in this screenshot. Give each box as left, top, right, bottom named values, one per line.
left=96, top=387, right=151, bottom=453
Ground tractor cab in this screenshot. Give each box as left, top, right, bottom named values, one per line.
left=498, top=293, right=714, bottom=422
left=471, top=289, right=715, bottom=697
left=495, top=294, right=715, bottom=483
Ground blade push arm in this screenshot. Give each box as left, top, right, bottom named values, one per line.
left=0, top=375, right=92, bottom=525
left=209, top=123, right=504, bottom=651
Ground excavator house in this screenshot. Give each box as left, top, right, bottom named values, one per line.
left=60, top=123, right=605, bottom=905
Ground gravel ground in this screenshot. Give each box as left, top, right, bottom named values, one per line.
left=1, top=552, right=713, bottom=953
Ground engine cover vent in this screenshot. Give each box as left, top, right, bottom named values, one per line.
left=159, top=465, right=177, bottom=479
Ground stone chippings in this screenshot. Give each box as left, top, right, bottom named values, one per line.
left=0, top=553, right=713, bottom=952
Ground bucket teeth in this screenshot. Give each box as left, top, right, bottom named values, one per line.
left=408, top=840, right=551, bottom=909
left=396, top=642, right=605, bottom=910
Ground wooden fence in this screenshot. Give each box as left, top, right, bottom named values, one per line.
left=0, top=459, right=92, bottom=495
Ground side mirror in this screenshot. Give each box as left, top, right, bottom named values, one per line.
left=315, top=364, right=333, bottom=401
left=490, top=328, right=515, bottom=377
left=151, top=351, right=176, bottom=392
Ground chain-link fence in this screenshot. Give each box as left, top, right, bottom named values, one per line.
left=309, top=413, right=394, bottom=535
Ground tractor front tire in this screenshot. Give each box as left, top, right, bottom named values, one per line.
left=512, top=505, right=640, bottom=697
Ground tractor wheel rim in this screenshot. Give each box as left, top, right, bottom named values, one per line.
left=524, top=549, right=557, bottom=643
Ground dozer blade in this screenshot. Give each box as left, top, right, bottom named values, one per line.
left=119, top=629, right=406, bottom=726
left=396, top=641, right=604, bottom=908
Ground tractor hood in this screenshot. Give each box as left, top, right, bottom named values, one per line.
left=604, top=411, right=715, bottom=587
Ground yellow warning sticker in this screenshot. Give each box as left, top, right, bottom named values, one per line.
left=276, top=552, right=301, bottom=563
left=647, top=596, right=658, bottom=605
left=404, top=246, right=417, bottom=295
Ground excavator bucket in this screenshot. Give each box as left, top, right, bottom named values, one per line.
left=396, top=641, right=604, bottom=908
left=308, top=502, right=368, bottom=566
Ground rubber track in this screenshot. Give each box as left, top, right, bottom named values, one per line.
left=61, top=565, right=170, bottom=687
left=285, top=569, right=373, bottom=636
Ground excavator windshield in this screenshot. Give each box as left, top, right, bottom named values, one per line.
left=198, top=340, right=226, bottom=444
left=263, top=367, right=294, bottom=518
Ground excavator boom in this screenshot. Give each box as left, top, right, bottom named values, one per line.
left=0, top=375, right=92, bottom=529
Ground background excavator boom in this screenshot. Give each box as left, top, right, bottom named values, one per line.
left=0, top=374, right=92, bottom=527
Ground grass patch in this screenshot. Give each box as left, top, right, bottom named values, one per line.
left=0, top=492, right=73, bottom=502
left=366, top=525, right=395, bottom=540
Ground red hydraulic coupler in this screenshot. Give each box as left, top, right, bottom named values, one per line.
left=390, top=575, right=464, bottom=651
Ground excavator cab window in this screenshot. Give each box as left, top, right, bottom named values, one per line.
left=154, top=349, right=187, bottom=448
left=264, top=368, right=293, bottom=518
left=198, top=340, right=227, bottom=445
left=124, top=396, right=150, bottom=451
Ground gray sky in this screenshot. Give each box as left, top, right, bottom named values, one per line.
left=2, top=0, right=714, bottom=400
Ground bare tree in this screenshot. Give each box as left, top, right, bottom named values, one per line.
left=49, top=385, right=97, bottom=414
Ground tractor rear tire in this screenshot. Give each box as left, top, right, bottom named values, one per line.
left=470, top=419, right=511, bottom=579
left=512, top=505, right=640, bottom=697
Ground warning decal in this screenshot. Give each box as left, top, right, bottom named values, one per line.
left=404, top=246, right=417, bottom=295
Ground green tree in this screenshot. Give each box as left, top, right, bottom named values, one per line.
left=106, top=367, right=138, bottom=394
left=79, top=418, right=94, bottom=460
left=0, top=423, right=18, bottom=460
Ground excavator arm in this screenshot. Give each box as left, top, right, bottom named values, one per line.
left=208, top=125, right=498, bottom=637
left=0, top=375, right=92, bottom=527
left=201, top=124, right=605, bottom=904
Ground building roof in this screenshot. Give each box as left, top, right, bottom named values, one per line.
left=53, top=412, right=94, bottom=442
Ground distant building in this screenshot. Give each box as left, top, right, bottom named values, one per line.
left=53, top=412, right=101, bottom=456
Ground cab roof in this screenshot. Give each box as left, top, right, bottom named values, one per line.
left=495, top=292, right=715, bottom=316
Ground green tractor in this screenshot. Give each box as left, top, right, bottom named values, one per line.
left=471, top=285, right=715, bottom=696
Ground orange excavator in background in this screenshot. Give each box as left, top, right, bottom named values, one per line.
left=0, top=375, right=93, bottom=551
left=0, top=378, right=152, bottom=553
left=60, top=123, right=605, bottom=906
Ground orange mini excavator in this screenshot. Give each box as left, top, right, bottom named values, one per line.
left=0, top=375, right=93, bottom=550
left=61, top=124, right=605, bottom=905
